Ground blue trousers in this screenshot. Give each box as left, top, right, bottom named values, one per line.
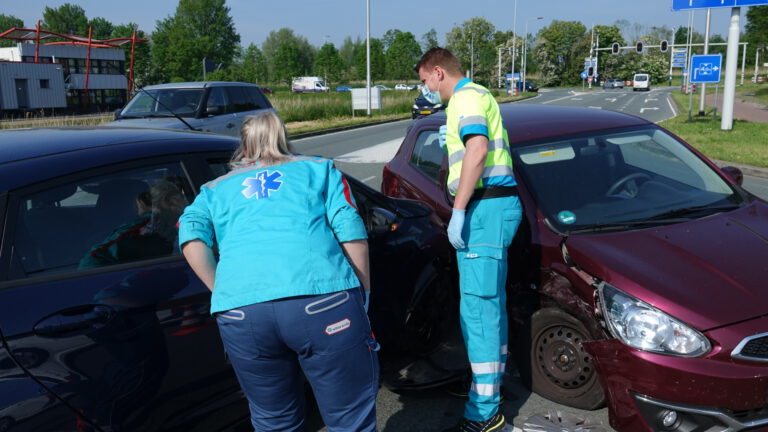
left=215, top=288, right=379, bottom=431
left=456, top=196, right=522, bottom=421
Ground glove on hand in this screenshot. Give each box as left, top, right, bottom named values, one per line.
left=447, top=208, right=466, bottom=249
left=438, top=125, right=447, bottom=151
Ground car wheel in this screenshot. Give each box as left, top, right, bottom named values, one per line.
left=514, top=307, right=605, bottom=410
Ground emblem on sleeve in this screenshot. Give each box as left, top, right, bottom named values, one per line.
left=242, top=170, right=283, bottom=199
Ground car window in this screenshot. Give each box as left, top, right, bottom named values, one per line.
left=12, top=163, right=193, bottom=278
left=226, top=86, right=256, bottom=113
left=121, top=89, right=203, bottom=118
left=409, top=130, right=444, bottom=183
left=246, top=87, right=270, bottom=110
left=206, top=87, right=232, bottom=114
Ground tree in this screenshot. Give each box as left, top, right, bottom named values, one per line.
left=535, top=20, right=587, bottom=86
left=745, top=5, right=768, bottom=65
left=0, top=14, right=24, bottom=47
left=151, top=0, right=240, bottom=82
left=262, top=28, right=314, bottom=83
left=241, top=44, right=269, bottom=84
left=355, top=38, right=385, bottom=81
left=339, top=36, right=361, bottom=80
left=385, top=31, right=421, bottom=80
left=314, top=43, right=345, bottom=84
left=445, top=17, right=497, bottom=86
left=42, top=3, right=88, bottom=36
left=89, top=17, right=114, bottom=40
left=111, top=23, right=151, bottom=87
left=273, top=43, right=305, bottom=85
left=381, top=29, right=402, bottom=52
left=421, top=29, right=439, bottom=52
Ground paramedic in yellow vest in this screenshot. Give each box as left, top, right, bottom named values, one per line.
left=416, top=47, right=522, bottom=432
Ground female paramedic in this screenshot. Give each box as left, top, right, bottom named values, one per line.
left=179, top=110, right=379, bottom=431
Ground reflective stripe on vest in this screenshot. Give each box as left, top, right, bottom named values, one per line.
left=444, top=82, right=514, bottom=195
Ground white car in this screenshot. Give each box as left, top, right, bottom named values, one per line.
left=632, top=73, right=651, bottom=91
left=395, top=84, right=412, bottom=91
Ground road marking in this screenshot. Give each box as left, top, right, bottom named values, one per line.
left=588, top=106, right=603, bottom=109
left=604, top=98, right=617, bottom=102
left=644, top=98, right=658, bottom=103
left=293, top=121, right=408, bottom=142
left=542, top=92, right=582, bottom=104
left=571, top=97, right=583, bottom=100
left=362, top=176, right=376, bottom=183
left=664, top=94, right=678, bottom=119
left=335, top=138, right=403, bottom=163
left=640, top=107, right=659, bottom=113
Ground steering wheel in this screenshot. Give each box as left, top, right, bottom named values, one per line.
left=605, top=173, right=651, bottom=197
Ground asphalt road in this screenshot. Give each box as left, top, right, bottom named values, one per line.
left=291, top=92, right=768, bottom=432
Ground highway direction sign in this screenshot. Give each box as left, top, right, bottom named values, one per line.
left=690, top=54, right=722, bottom=83
left=673, top=0, right=768, bottom=10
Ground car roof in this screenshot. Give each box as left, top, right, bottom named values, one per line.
left=0, top=127, right=239, bottom=190
left=142, top=81, right=259, bottom=90
left=421, top=104, right=650, bottom=146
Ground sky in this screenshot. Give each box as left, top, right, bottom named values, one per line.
left=6, top=0, right=754, bottom=49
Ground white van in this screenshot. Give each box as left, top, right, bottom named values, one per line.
left=632, top=73, right=650, bottom=91
left=291, top=76, right=329, bottom=93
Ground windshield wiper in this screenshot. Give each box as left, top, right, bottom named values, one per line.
left=643, top=203, right=741, bottom=221
left=142, top=113, right=176, bottom=118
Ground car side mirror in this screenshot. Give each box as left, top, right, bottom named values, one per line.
left=206, top=106, right=222, bottom=116
left=721, top=166, right=744, bottom=186
left=367, top=207, right=397, bottom=236
left=113, top=108, right=122, bottom=120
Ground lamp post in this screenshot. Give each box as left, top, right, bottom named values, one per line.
left=754, top=46, right=764, bottom=83
left=522, top=17, right=543, bottom=93
left=511, top=0, right=517, bottom=88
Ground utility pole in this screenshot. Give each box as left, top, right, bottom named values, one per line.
left=511, top=0, right=517, bottom=89
left=699, top=8, right=711, bottom=116
left=721, top=7, right=741, bottom=130
left=366, top=0, right=371, bottom=117
left=588, top=25, right=594, bottom=89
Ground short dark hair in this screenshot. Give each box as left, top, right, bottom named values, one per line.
left=414, top=47, right=463, bottom=76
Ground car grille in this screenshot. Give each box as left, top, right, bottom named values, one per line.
left=732, top=332, right=768, bottom=362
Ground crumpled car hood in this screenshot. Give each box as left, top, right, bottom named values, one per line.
left=565, top=202, right=768, bottom=331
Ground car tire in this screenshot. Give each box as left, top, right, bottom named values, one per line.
left=513, top=307, right=605, bottom=410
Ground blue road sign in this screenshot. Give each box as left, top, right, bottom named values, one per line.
left=672, top=62, right=686, bottom=68
left=690, top=54, right=722, bottom=83
left=673, top=0, right=768, bottom=10
left=580, top=71, right=588, bottom=79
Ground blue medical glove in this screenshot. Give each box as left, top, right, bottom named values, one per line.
left=364, top=290, right=370, bottom=313
left=438, top=125, right=447, bottom=151
left=447, top=208, right=466, bottom=249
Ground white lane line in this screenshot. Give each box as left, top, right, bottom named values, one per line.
left=666, top=94, right=678, bottom=117
left=640, top=107, right=659, bottom=113
left=362, top=176, right=376, bottom=183
left=335, top=138, right=403, bottom=163
left=588, top=106, right=603, bottom=109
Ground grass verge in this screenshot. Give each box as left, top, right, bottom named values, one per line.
left=662, top=91, right=768, bottom=168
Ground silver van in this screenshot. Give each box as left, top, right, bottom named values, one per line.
left=632, top=73, right=651, bottom=91
left=105, top=82, right=274, bottom=137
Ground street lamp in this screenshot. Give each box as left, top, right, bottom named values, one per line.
left=522, top=17, right=543, bottom=92
left=755, top=46, right=764, bottom=83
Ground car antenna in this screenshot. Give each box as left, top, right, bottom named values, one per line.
left=121, top=74, right=199, bottom=132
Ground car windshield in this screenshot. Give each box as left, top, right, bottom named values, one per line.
left=511, top=126, right=747, bottom=234
left=120, top=88, right=204, bottom=118
left=635, top=75, right=648, bottom=81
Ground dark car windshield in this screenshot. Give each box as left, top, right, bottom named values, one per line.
left=511, top=126, right=746, bottom=234
left=121, top=88, right=204, bottom=118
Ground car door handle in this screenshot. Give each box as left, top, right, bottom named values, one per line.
left=33, top=304, right=116, bottom=337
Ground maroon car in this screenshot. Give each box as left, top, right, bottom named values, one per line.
left=382, top=104, right=768, bottom=432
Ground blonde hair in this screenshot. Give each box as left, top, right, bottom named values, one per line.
left=231, top=110, right=295, bottom=169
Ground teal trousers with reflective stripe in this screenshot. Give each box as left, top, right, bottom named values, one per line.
left=456, top=195, right=522, bottom=421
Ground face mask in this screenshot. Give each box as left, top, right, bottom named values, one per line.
left=421, top=72, right=442, bottom=104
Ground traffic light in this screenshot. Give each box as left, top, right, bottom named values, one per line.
left=636, top=41, right=644, bottom=53
left=587, top=66, right=595, bottom=77
left=611, top=43, right=620, bottom=55
left=660, top=40, right=668, bottom=52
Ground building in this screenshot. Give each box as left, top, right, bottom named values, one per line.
left=0, top=25, right=145, bottom=116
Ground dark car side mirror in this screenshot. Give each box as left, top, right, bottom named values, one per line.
left=114, top=108, right=122, bottom=120
left=206, top=106, right=222, bottom=116
left=721, top=166, right=744, bottom=186
left=368, top=207, right=398, bottom=236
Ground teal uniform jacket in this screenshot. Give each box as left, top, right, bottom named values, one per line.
left=178, top=156, right=367, bottom=314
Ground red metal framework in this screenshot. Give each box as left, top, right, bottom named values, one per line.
left=0, top=21, right=148, bottom=102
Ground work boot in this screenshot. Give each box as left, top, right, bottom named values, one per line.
left=443, top=413, right=507, bottom=432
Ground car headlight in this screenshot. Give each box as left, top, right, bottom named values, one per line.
left=599, top=282, right=710, bottom=357
left=413, top=104, right=419, bottom=109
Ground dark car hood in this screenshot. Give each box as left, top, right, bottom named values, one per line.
left=565, top=202, right=768, bottom=331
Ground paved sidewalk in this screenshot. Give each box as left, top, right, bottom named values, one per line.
left=703, top=90, right=768, bottom=123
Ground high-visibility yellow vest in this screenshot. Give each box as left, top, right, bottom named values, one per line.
left=444, top=80, right=515, bottom=196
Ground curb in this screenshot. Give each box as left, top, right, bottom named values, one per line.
left=289, top=116, right=410, bottom=140
left=712, top=159, right=768, bottom=180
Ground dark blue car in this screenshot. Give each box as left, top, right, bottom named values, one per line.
left=0, top=127, right=462, bottom=431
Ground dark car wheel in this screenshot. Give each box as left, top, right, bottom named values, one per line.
left=514, top=307, right=605, bottom=410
